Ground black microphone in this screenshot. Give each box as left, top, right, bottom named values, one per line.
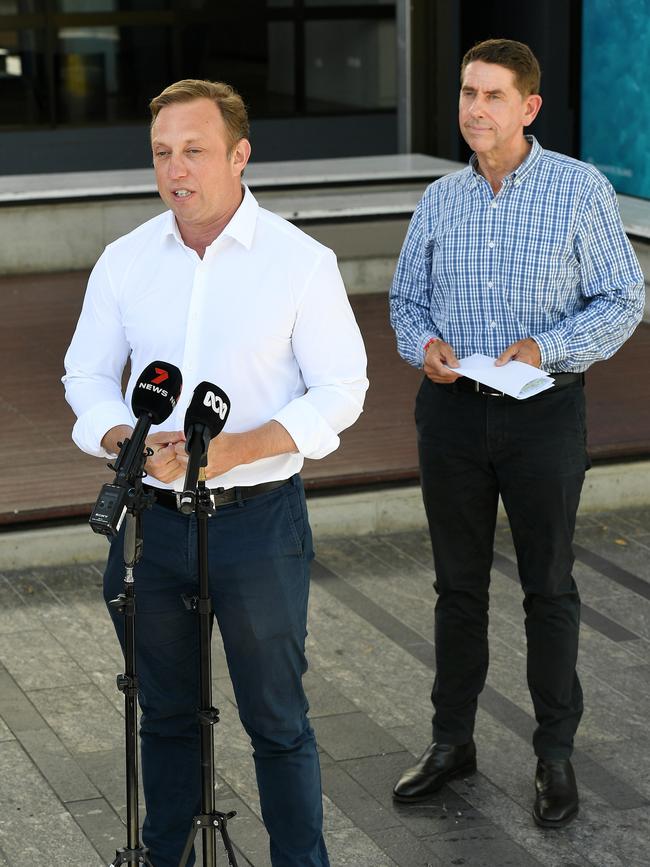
left=89, top=361, right=183, bottom=536
left=179, top=382, right=231, bottom=515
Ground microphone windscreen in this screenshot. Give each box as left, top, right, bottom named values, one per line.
left=184, top=381, right=231, bottom=439
left=131, top=361, right=183, bottom=425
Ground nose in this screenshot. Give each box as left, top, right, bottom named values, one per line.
left=468, top=95, right=486, bottom=117
left=168, top=153, right=187, bottom=179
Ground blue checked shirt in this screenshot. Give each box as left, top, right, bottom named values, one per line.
left=390, top=137, right=645, bottom=372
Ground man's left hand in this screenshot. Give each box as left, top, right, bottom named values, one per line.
left=174, top=432, right=247, bottom=480
left=173, top=420, right=297, bottom=481
left=495, top=337, right=541, bottom=368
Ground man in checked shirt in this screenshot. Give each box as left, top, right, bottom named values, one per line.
left=390, top=39, right=644, bottom=827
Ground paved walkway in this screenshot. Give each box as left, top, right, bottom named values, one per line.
left=1, top=506, right=649, bottom=866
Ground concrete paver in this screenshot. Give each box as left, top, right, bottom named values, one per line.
left=0, top=506, right=649, bottom=866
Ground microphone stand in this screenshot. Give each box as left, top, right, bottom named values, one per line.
left=178, top=466, right=239, bottom=867
left=108, top=451, right=156, bottom=866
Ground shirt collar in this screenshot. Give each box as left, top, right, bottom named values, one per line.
left=467, top=135, right=543, bottom=189
left=160, top=183, right=258, bottom=251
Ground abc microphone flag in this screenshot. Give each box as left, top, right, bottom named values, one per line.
left=179, top=382, right=231, bottom=514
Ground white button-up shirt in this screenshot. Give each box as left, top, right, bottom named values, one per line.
left=63, top=186, right=368, bottom=490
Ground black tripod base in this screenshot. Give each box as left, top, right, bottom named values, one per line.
left=178, top=810, right=239, bottom=867
left=110, top=844, right=154, bottom=866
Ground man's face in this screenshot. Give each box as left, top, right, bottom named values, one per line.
left=459, top=60, right=541, bottom=161
left=151, top=98, right=249, bottom=229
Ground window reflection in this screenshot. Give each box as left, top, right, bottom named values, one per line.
left=56, top=25, right=171, bottom=123
left=0, top=28, right=47, bottom=125
left=0, top=1, right=396, bottom=128
left=0, top=1, right=43, bottom=14
left=54, top=1, right=172, bottom=10
left=177, top=20, right=295, bottom=116
left=305, top=18, right=395, bottom=111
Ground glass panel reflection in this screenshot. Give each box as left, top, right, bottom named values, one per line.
left=177, top=20, right=295, bottom=117
left=0, top=1, right=43, bottom=14
left=54, top=1, right=172, bottom=10
left=0, top=28, right=48, bottom=125
left=56, top=25, right=171, bottom=123
left=304, top=0, right=394, bottom=6
left=305, top=17, right=395, bottom=111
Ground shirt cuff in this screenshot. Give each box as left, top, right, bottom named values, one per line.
left=71, top=400, right=134, bottom=458
left=273, top=399, right=340, bottom=460
left=419, top=333, right=441, bottom=367
left=531, top=330, right=568, bottom=370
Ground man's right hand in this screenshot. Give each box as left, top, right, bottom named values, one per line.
left=145, top=430, right=186, bottom=484
left=423, top=339, right=462, bottom=383
left=101, top=425, right=186, bottom=484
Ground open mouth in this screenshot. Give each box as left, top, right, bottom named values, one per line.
left=173, top=189, right=193, bottom=199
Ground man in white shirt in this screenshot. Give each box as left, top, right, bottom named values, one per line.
left=63, top=79, right=368, bottom=867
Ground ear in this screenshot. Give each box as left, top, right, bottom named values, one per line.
left=522, top=94, right=542, bottom=128
left=231, top=138, right=251, bottom=177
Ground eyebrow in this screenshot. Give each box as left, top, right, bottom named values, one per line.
left=461, top=85, right=506, bottom=96
left=151, top=136, right=204, bottom=146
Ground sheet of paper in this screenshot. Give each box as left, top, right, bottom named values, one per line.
left=448, top=353, right=555, bottom=399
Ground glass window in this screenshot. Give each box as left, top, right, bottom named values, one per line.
left=56, top=25, right=172, bottom=123
left=54, top=1, right=172, bottom=10
left=0, top=28, right=48, bottom=126
left=305, top=17, right=395, bottom=112
left=177, top=20, right=295, bottom=117
left=304, top=1, right=394, bottom=6
left=0, top=1, right=43, bottom=13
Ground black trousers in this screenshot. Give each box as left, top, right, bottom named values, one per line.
left=416, top=377, right=589, bottom=759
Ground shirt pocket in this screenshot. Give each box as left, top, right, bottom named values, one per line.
left=502, top=233, right=578, bottom=323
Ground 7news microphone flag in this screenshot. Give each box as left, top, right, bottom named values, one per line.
left=89, top=361, right=183, bottom=536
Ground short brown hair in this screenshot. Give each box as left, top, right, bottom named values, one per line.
left=461, top=39, right=541, bottom=97
left=149, top=79, right=250, bottom=152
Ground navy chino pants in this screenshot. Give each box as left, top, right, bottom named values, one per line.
left=416, top=378, right=589, bottom=759
left=103, top=475, right=329, bottom=867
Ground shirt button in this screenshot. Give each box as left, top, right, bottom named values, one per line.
left=490, top=320, right=497, bottom=328
left=488, top=241, right=495, bottom=248
left=514, top=179, right=521, bottom=187
left=487, top=281, right=494, bottom=289
left=491, top=201, right=498, bottom=209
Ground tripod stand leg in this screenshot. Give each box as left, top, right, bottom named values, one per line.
left=178, top=480, right=240, bottom=867
left=110, top=846, right=155, bottom=866
left=178, top=819, right=201, bottom=867
left=109, top=510, right=153, bottom=867
left=178, top=813, right=240, bottom=867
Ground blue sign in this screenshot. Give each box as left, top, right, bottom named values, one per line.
left=581, top=0, right=650, bottom=200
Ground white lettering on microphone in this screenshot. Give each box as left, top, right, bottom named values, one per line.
left=138, top=382, right=169, bottom=398
left=204, top=391, right=228, bottom=420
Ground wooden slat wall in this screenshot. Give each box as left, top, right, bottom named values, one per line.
left=0, top=271, right=648, bottom=525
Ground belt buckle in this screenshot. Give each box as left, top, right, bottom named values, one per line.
left=474, top=379, right=503, bottom=397
left=173, top=487, right=225, bottom=514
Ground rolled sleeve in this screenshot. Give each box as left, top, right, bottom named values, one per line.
left=279, top=249, right=368, bottom=459
left=71, top=400, right=134, bottom=458
left=62, top=251, right=131, bottom=457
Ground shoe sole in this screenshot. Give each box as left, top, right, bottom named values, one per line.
left=532, top=805, right=579, bottom=829
left=392, top=759, right=477, bottom=803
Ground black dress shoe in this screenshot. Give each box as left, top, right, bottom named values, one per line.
left=392, top=741, right=477, bottom=802
left=533, top=758, right=579, bottom=828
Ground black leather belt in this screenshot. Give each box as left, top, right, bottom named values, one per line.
left=144, top=479, right=289, bottom=512
left=449, top=372, right=584, bottom=398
